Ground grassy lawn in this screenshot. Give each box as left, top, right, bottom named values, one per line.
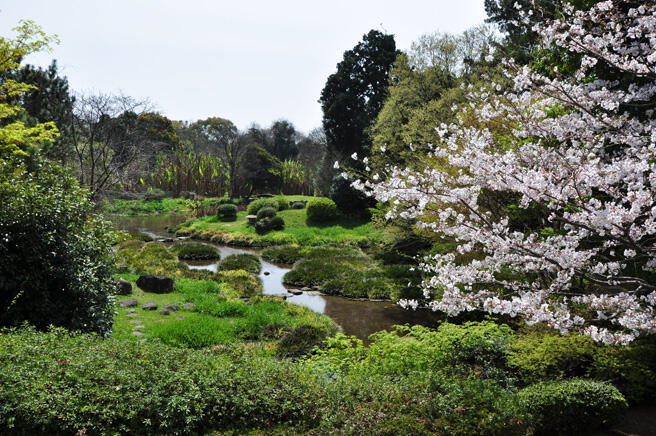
left=112, top=273, right=337, bottom=348
left=175, top=208, right=383, bottom=247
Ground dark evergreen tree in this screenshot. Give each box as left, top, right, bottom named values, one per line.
left=319, top=30, right=399, bottom=159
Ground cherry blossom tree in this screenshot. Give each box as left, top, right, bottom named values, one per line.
left=359, top=0, right=656, bottom=344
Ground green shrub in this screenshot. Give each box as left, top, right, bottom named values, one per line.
left=273, top=196, right=290, bottom=210
left=116, top=241, right=188, bottom=276
left=172, top=242, right=220, bottom=260
left=507, top=331, right=656, bottom=404
left=143, top=187, right=166, bottom=201
left=217, top=203, right=238, bottom=218
left=0, top=162, right=115, bottom=336
left=0, top=327, right=322, bottom=434
left=277, top=325, right=329, bottom=358
left=329, top=174, right=375, bottom=217
left=518, top=379, right=628, bottom=434
left=306, top=197, right=338, bottom=222
left=218, top=254, right=261, bottom=274
left=256, top=206, right=277, bottom=220
left=247, top=198, right=279, bottom=215
left=262, top=244, right=302, bottom=264
left=269, top=215, right=285, bottom=230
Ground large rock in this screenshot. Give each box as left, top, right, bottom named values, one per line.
left=113, top=278, right=132, bottom=295
left=136, top=275, right=174, bottom=293
left=142, top=301, right=158, bottom=310
left=119, top=298, right=138, bottom=307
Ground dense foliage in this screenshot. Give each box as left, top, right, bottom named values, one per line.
left=306, top=197, right=338, bottom=222
left=0, top=163, right=115, bottom=335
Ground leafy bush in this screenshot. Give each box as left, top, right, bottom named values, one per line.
left=518, top=379, right=628, bottom=434
left=261, top=244, right=302, bottom=264
left=321, top=271, right=396, bottom=299
left=0, top=163, right=115, bottom=336
left=507, top=331, right=656, bottom=404
left=255, top=216, right=285, bottom=234
left=306, top=197, right=338, bottom=222
left=247, top=198, right=279, bottom=215
left=256, top=206, right=277, bottom=220
left=0, top=327, right=322, bottom=434
left=217, top=203, right=238, bottom=218
left=277, top=325, right=329, bottom=358
left=172, top=242, right=220, bottom=260
left=273, top=196, right=290, bottom=210
left=269, top=215, right=285, bottom=230
left=116, top=241, right=188, bottom=276
left=143, top=187, right=166, bottom=201
left=329, top=174, right=375, bottom=217
left=218, top=254, right=261, bottom=274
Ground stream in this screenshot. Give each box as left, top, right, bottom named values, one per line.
left=112, top=213, right=442, bottom=341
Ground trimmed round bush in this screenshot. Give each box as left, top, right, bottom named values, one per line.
left=273, top=196, right=290, bottom=210
left=247, top=198, right=279, bottom=215
left=217, top=203, right=238, bottom=218
left=306, top=197, right=338, bottom=223
left=518, top=379, right=628, bottom=434
left=256, top=206, right=277, bottom=220
left=329, top=174, right=375, bottom=217
left=269, top=216, right=285, bottom=230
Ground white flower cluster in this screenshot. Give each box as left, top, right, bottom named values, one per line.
left=358, top=0, right=656, bottom=344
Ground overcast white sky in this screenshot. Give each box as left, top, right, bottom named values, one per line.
left=0, top=0, right=487, bottom=133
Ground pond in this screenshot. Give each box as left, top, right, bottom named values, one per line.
left=111, top=213, right=442, bottom=341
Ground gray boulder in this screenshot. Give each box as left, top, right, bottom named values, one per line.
left=158, top=310, right=170, bottom=315
left=136, top=275, right=174, bottom=293
left=163, top=304, right=180, bottom=311
left=142, top=301, right=158, bottom=310
left=113, top=278, right=132, bottom=295
left=119, top=298, right=138, bottom=308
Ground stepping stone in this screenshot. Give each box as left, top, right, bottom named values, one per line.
left=128, top=320, right=142, bottom=324
left=127, top=309, right=136, bottom=313
left=182, top=303, right=195, bottom=310
left=301, top=287, right=311, bottom=292
left=263, top=271, right=270, bottom=276
left=289, top=289, right=303, bottom=295
left=126, top=313, right=139, bottom=317
left=132, top=331, right=145, bottom=336
left=176, top=316, right=184, bottom=320
left=119, top=298, right=138, bottom=308
left=142, top=302, right=157, bottom=310
left=133, top=325, right=145, bottom=330
left=158, top=310, right=170, bottom=315
left=163, top=304, right=180, bottom=311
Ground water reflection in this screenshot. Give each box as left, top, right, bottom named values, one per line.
left=110, top=214, right=442, bottom=341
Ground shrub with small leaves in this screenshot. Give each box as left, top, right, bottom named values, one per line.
left=256, top=206, right=277, bottom=221
left=306, top=197, right=338, bottom=223
left=273, top=196, right=290, bottom=210
left=518, top=379, right=628, bottom=434
left=247, top=198, right=279, bottom=215
left=217, top=203, right=238, bottom=218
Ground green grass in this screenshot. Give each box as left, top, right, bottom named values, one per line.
left=112, top=274, right=337, bottom=348
left=218, top=253, right=262, bottom=273
left=174, top=206, right=382, bottom=247
left=171, top=241, right=221, bottom=260
left=104, top=197, right=188, bottom=215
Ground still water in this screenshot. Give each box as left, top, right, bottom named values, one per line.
left=111, top=213, right=441, bottom=341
